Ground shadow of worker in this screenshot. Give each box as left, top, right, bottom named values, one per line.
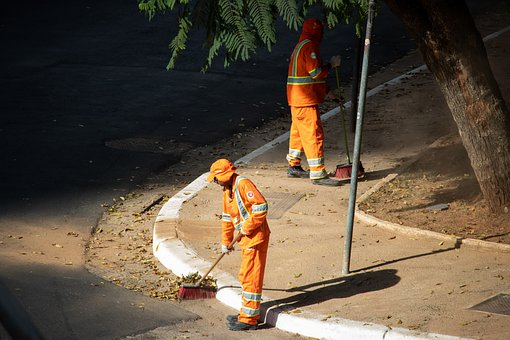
left=259, top=269, right=400, bottom=327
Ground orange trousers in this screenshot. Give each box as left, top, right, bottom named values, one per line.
left=237, top=238, right=269, bottom=325
left=287, top=105, right=327, bottom=179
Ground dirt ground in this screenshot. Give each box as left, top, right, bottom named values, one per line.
left=358, top=133, right=510, bottom=246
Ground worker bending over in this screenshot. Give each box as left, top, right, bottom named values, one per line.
left=207, top=159, right=271, bottom=331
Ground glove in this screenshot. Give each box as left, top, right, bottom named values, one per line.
left=221, top=244, right=233, bottom=254
left=330, top=55, right=341, bottom=68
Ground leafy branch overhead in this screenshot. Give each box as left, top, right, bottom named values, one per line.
left=138, top=0, right=369, bottom=72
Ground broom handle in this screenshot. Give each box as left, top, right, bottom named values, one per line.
left=196, top=232, right=243, bottom=286
left=335, top=67, right=352, bottom=164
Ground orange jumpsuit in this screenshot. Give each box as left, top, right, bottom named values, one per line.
left=221, top=173, right=270, bottom=325
left=287, top=19, right=331, bottom=180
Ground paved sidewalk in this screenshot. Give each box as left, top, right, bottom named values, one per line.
left=152, top=28, right=510, bottom=340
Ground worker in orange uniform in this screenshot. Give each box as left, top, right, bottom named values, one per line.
left=207, top=159, right=271, bottom=331
left=287, top=18, right=342, bottom=186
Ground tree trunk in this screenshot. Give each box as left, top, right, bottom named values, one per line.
left=385, top=0, right=510, bottom=213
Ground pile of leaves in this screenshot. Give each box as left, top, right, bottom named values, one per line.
left=85, top=190, right=220, bottom=300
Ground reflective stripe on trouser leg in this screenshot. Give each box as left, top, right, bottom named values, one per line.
left=290, top=106, right=326, bottom=179
left=238, top=239, right=269, bottom=325
left=287, top=119, right=303, bottom=167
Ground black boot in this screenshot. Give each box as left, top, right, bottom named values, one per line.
left=226, top=314, right=239, bottom=323
left=227, top=319, right=257, bottom=331
left=287, top=166, right=310, bottom=178
left=312, top=177, right=342, bottom=186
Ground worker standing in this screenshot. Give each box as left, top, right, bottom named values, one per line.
left=207, top=159, right=271, bottom=331
left=286, top=18, right=342, bottom=186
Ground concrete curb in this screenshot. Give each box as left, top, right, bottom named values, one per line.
left=355, top=178, right=510, bottom=253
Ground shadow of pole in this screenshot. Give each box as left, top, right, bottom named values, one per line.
left=351, top=243, right=460, bottom=273
left=219, top=246, right=461, bottom=328
left=260, top=269, right=400, bottom=326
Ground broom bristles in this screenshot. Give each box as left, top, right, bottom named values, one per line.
left=333, top=162, right=365, bottom=179
left=177, top=285, right=217, bottom=300
left=334, top=165, right=352, bottom=179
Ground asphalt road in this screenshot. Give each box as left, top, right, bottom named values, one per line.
left=0, top=1, right=419, bottom=339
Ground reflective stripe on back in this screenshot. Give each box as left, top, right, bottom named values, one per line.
left=234, top=176, right=250, bottom=222
left=287, top=76, right=326, bottom=85
left=290, top=39, right=311, bottom=76
left=288, top=39, right=325, bottom=86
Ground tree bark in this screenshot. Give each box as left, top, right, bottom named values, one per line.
left=385, top=0, right=510, bottom=213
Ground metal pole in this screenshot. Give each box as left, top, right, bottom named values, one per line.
left=351, top=35, right=363, bottom=133
left=342, top=0, right=376, bottom=275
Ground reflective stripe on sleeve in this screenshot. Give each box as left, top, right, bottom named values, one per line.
left=309, top=66, right=323, bottom=78
left=252, top=203, right=268, bottom=214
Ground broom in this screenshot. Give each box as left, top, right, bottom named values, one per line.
left=177, top=232, right=242, bottom=300
left=333, top=67, right=365, bottom=179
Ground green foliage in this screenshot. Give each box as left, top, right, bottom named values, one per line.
left=218, top=0, right=257, bottom=67
left=138, top=0, right=374, bottom=72
left=275, top=0, right=302, bottom=31
left=247, top=0, right=277, bottom=49
left=139, top=0, right=189, bottom=19
left=167, top=12, right=193, bottom=70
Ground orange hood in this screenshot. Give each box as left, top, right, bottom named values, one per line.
left=299, top=18, right=324, bottom=44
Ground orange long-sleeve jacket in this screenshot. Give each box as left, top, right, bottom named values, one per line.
left=287, top=18, right=331, bottom=107
left=221, top=174, right=270, bottom=249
